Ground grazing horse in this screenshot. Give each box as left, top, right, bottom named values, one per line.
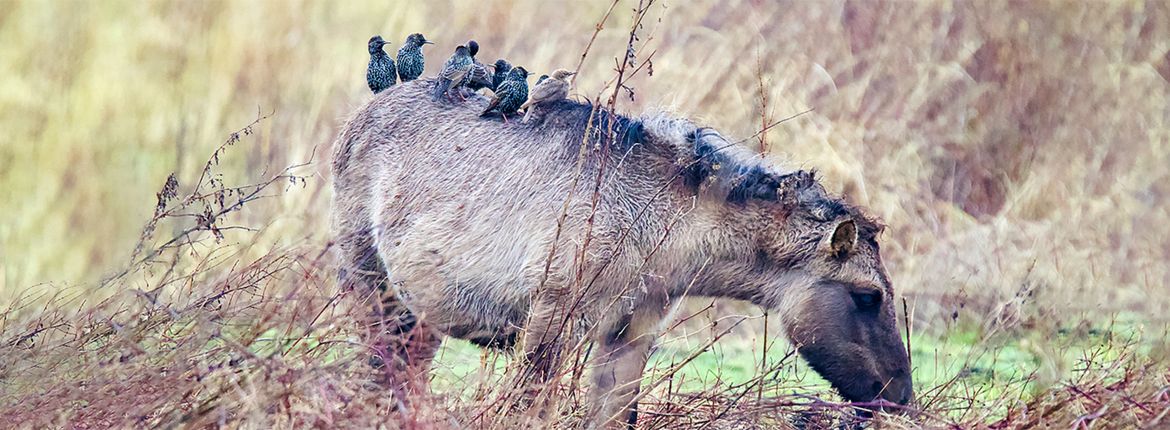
left=331, top=79, right=912, bottom=428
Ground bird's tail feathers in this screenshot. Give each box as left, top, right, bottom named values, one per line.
left=481, top=96, right=503, bottom=116
left=432, top=78, right=451, bottom=100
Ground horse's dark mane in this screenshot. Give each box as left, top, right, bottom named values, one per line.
left=537, top=99, right=644, bottom=151
left=682, top=128, right=885, bottom=241
left=530, top=97, right=882, bottom=241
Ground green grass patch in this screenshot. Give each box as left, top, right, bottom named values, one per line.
left=429, top=319, right=1152, bottom=419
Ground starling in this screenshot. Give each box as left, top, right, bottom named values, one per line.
left=481, top=66, right=531, bottom=123
left=463, top=40, right=493, bottom=92
left=467, top=40, right=481, bottom=58
left=433, top=45, right=474, bottom=101
left=491, top=59, right=512, bottom=91
left=521, top=69, right=576, bottom=123
left=535, top=74, right=549, bottom=86
left=395, top=33, right=432, bottom=82
left=366, top=35, right=396, bottom=94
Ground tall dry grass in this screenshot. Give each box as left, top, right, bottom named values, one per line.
left=1, top=0, right=1168, bottom=428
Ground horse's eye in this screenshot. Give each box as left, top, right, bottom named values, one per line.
left=851, top=290, right=882, bottom=309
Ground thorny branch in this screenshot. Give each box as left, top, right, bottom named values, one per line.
left=755, top=46, right=772, bottom=155
left=107, top=112, right=312, bottom=286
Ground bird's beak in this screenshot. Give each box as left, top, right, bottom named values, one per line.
left=423, top=41, right=434, bottom=45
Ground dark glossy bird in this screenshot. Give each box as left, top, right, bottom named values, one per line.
left=395, top=33, right=432, bottom=82
left=522, top=69, right=575, bottom=123
left=462, top=40, right=493, bottom=92
left=467, top=40, right=481, bottom=58
left=433, top=45, right=473, bottom=101
left=491, top=59, right=512, bottom=91
left=366, top=35, right=396, bottom=94
left=535, top=74, right=549, bottom=86
left=481, top=67, right=530, bottom=123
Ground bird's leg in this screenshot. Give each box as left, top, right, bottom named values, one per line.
left=502, top=113, right=509, bottom=125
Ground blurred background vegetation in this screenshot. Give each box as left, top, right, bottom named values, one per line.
left=1, top=0, right=1168, bottom=426
left=4, top=0, right=1168, bottom=327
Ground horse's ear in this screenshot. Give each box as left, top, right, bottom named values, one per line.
left=829, top=219, right=857, bottom=258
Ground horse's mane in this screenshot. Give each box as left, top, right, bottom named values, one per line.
left=440, top=89, right=885, bottom=241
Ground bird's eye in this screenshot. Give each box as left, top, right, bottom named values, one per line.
left=851, top=290, right=882, bottom=309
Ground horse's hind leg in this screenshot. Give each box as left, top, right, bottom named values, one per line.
left=370, top=231, right=458, bottom=393
left=368, top=289, right=442, bottom=398
left=335, top=227, right=440, bottom=404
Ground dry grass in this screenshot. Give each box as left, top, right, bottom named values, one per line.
left=1, top=0, right=1169, bottom=428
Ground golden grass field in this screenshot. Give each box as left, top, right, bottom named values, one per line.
left=1, top=0, right=1169, bottom=428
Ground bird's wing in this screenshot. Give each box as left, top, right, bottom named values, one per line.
left=523, top=81, right=556, bottom=106
left=529, top=81, right=568, bottom=105
left=443, top=68, right=469, bottom=84
left=441, top=61, right=470, bottom=81
left=470, top=63, right=492, bottom=85
left=549, top=81, right=568, bottom=101
left=502, top=80, right=523, bottom=96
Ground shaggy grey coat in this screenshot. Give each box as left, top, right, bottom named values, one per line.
left=331, top=79, right=911, bottom=428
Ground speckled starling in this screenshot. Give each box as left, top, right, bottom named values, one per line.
left=366, top=35, right=396, bottom=94
left=491, top=59, right=512, bottom=91
left=396, top=33, right=432, bottom=82
left=522, top=69, right=576, bottom=123
left=433, top=45, right=473, bottom=101
left=535, top=74, right=549, bottom=86
left=481, top=67, right=530, bottom=123
left=462, top=40, right=493, bottom=92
